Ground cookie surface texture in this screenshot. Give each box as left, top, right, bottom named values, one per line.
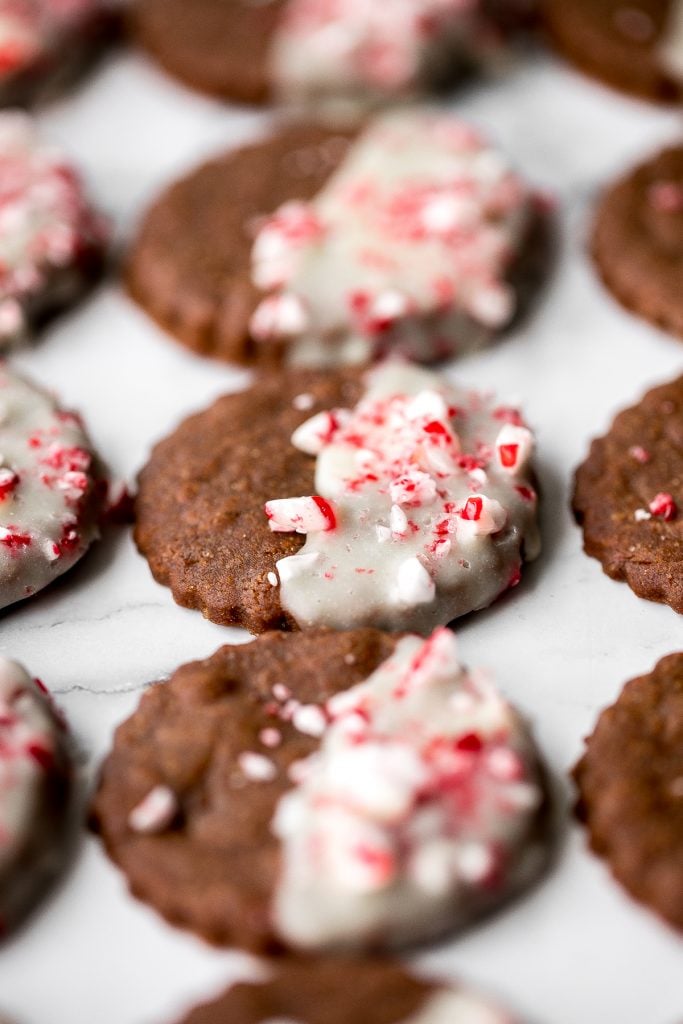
left=592, top=145, right=683, bottom=340
left=573, top=375, right=683, bottom=613
left=0, top=657, right=72, bottom=935
left=126, top=124, right=353, bottom=365
left=542, top=0, right=683, bottom=102
left=0, top=365, right=104, bottom=610
left=175, top=955, right=514, bottom=1024
left=135, top=364, right=541, bottom=634
left=90, top=628, right=549, bottom=953
left=574, top=652, right=683, bottom=931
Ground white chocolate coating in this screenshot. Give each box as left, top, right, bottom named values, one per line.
left=402, top=989, right=512, bottom=1024
left=269, top=0, right=507, bottom=117
left=0, top=656, right=71, bottom=930
left=250, top=110, right=534, bottom=366
left=0, top=364, right=102, bottom=609
left=272, top=629, right=546, bottom=951
left=660, top=0, right=683, bottom=81
left=0, top=112, right=107, bottom=346
left=266, top=362, right=540, bottom=634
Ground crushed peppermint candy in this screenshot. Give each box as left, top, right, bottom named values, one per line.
left=128, top=785, right=178, bottom=835
left=266, top=362, right=540, bottom=634
left=0, top=111, right=108, bottom=347
left=0, top=657, right=71, bottom=933
left=0, top=0, right=102, bottom=91
left=0, top=365, right=102, bottom=611
left=239, top=751, right=278, bottom=783
left=270, top=0, right=530, bottom=114
left=271, top=629, right=546, bottom=950
left=250, top=110, right=537, bottom=367
left=648, top=492, right=678, bottom=521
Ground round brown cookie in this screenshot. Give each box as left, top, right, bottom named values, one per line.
left=542, top=0, right=683, bottom=102
left=572, top=375, right=683, bottom=613
left=126, top=124, right=353, bottom=366
left=574, top=653, right=683, bottom=931
left=175, top=956, right=513, bottom=1024
left=90, top=629, right=400, bottom=951
left=129, top=0, right=286, bottom=104
left=134, top=368, right=363, bottom=633
left=592, top=145, right=683, bottom=339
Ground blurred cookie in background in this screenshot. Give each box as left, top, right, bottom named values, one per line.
left=543, top=0, right=683, bottom=102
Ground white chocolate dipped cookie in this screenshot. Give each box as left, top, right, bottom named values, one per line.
left=266, top=362, right=540, bottom=634
left=91, top=628, right=550, bottom=953
left=0, top=364, right=104, bottom=611
left=251, top=110, right=543, bottom=366
left=0, top=657, right=73, bottom=935
left=0, top=113, right=108, bottom=348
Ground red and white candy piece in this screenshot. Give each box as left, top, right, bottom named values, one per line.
left=495, top=424, right=533, bottom=473
left=265, top=496, right=337, bottom=533
left=456, top=494, right=507, bottom=537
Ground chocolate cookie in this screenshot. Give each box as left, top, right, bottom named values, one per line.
left=131, top=0, right=535, bottom=110
left=135, top=363, right=541, bottom=635
left=573, top=375, right=683, bottom=613
left=127, top=111, right=546, bottom=368
left=0, top=658, right=73, bottom=936
left=592, top=145, right=683, bottom=340
left=0, top=0, right=114, bottom=108
left=91, top=628, right=549, bottom=953
left=175, top=956, right=514, bottom=1024
left=0, top=112, right=108, bottom=347
left=574, top=653, right=683, bottom=931
left=0, top=365, right=105, bottom=611
left=542, top=0, right=683, bottom=102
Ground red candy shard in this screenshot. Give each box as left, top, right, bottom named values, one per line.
left=648, top=492, right=678, bottom=521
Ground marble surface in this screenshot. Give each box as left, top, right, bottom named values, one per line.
left=0, top=42, right=682, bottom=1024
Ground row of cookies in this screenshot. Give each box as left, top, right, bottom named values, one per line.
left=1, top=1, right=683, bottom=116
left=0, top=4, right=681, bottom=1023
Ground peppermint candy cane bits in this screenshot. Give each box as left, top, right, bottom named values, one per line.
left=267, top=362, right=541, bottom=634
left=0, top=657, right=73, bottom=936
left=131, top=0, right=536, bottom=108
left=250, top=109, right=548, bottom=366
left=174, top=955, right=516, bottom=1024
left=0, top=112, right=108, bottom=348
left=90, top=629, right=550, bottom=953
left=0, top=0, right=114, bottom=108
left=0, top=365, right=105, bottom=610
left=126, top=113, right=550, bottom=368
left=134, top=365, right=540, bottom=634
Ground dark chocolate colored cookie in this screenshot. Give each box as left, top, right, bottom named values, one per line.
left=574, top=653, right=683, bottom=932
left=90, top=630, right=400, bottom=951
left=573, top=375, right=683, bottom=613
left=126, top=125, right=353, bottom=366
left=175, top=956, right=513, bottom=1024
left=134, top=369, right=362, bottom=633
left=542, top=0, right=683, bottom=102
left=91, top=628, right=549, bottom=954
left=592, top=145, right=683, bottom=339
left=130, top=0, right=285, bottom=105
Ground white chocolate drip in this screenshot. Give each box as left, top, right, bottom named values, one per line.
left=267, top=362, right=540, bottom=634
left=250, top=110, right=533, bottom=367
left=272, top=630, right=545, bottom=950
